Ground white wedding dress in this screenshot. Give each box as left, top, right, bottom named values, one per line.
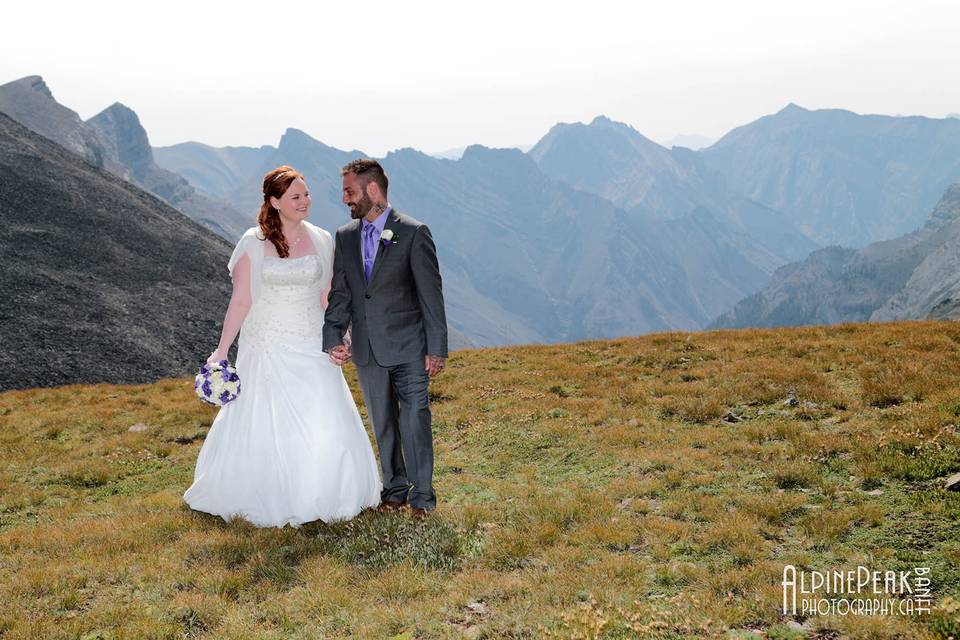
left=183, top=252, right=382, bottom=527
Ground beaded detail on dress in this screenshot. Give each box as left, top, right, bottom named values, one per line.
left=241, top=255, right=325, bottom=350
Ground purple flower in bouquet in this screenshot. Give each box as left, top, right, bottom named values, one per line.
left=194, top=360, right=241, bottom=406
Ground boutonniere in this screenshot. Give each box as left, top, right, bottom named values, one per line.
left=380, top=229, right=397, bottom=246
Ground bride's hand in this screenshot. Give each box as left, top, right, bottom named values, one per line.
left=206, top=350, right=227, bottom=364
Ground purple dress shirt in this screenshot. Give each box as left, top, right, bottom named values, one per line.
left=361, top=206, right=390, bottom=282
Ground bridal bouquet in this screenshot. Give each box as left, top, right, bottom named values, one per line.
left=194, top=360, right=241, bottom=406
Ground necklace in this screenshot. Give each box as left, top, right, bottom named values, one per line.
left=286, top=227, right=304, bottom=249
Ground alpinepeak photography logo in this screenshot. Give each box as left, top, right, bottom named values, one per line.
left=783, top=565, right=933, bottom=617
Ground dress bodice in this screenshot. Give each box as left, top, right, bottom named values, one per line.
left=241, top=254, right=326, bottom=350
left=260, top=254, right=326, bottom=302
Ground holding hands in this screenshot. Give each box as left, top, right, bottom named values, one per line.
left=425, top=355, right=446, bottom=377
left=328, top=345, right=445, bottom=379
left=328, top=329, right=353, bottom=366
left=329, top=344, right=352, bottom=366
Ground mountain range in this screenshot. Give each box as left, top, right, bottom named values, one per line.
left=153, top=123, right=814, bottom=343
left=528, top=115, right=818, bottom=263
left=712, top=184, right=960, bottom=328
left=155, top=104, right=960, bottom=261
left=4, top=73, right=960, bottom=357
left=0, top=111, right=233, bottom=391
left=700, top=104, right=960, bottom=247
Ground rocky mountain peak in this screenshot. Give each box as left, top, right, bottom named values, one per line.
left=459, top=144, right=540, bottom=179
left=589, top=114, right=615, bottom=126
left=588, top=114, right=640, bottom=134
left=528, top=115, right=662, bottom=168
left=278, top=127, right=328, bottom=151
left=924, top=183, right=960, bottom=229
left=461, top=143, right=525, bottom=161
left=0, top=75, right=106, bottom=163
left=97, top=101, right=140, bottom=122
left=7, top=75, right=54, bottom=100
left=87, top=102, right=153, bottom=180
left=777, top=102, right=809, bottom=115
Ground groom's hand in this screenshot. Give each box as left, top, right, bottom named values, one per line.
left=425, top=355, right=446, bottom=378
left=329, top=344, right=352, bottom=366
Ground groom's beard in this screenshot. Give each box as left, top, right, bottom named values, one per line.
left=348, top=192, right=374, bottom=220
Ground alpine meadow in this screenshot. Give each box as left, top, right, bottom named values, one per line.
left=2, top=322, right=959, bottom=638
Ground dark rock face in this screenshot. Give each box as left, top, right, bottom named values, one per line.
left=0, top=112, right=233, bottom=391
left=928, top=298, right=960, bottom=321
left=0, top=76, right=253, bottom=241
left=712, top=184, right=960, bottom=328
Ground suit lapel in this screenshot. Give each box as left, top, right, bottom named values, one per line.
left=367, top=209, right=400, bottom=287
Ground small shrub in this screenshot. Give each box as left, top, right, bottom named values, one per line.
left=548, top=384, right=578, bottom=398
left=659, top=395, right=724, bottom=423
left=771, top=461, right=816, bottom=490
left=320, top=513, right=481, bottom=572
left=57, top=460, right=113, bottom=488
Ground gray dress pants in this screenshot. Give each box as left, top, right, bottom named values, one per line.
left=355, top=356, right=435, bottom=510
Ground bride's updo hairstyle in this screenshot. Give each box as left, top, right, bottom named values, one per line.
left=258, top=165, right=305, bottom=258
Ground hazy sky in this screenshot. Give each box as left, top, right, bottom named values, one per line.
left=2, top=0, right=958, bottom=155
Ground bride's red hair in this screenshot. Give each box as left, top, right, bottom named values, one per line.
left=258, top=165, right=304, bottom=258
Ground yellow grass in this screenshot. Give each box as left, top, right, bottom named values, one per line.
left=1, top=321, right=959, bottom=638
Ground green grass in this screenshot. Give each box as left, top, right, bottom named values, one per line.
left=1, top=321, right=959, bottom=638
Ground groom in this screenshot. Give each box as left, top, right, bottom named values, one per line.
left=323, top=158, right=448, bottom=519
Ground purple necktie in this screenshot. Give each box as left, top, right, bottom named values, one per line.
left=362, top=223, right=378, bottom=282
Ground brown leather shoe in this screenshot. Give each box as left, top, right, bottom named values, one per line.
left=376, top=501, right=407, bottom=514
left=410, top=507, right=431, bottom=520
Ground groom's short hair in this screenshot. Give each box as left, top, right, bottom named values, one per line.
left=341, top=159, right=389, bottom=196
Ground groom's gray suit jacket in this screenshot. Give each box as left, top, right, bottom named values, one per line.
left=322, top=209, right=448, bottom=365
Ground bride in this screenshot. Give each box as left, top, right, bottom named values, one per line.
left=183, top=165, right=382, bottom=527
